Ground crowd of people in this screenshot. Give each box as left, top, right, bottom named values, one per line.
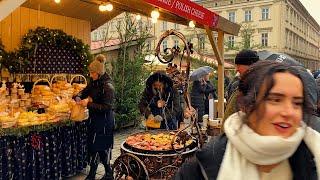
left=75, top=48, right=320, bottom=179
left=174, top=50, right=320, bottom=179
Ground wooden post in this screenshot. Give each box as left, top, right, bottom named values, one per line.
left=217, top=30, right=225, bottom=119
left=205, top=26, right=225, bottom=119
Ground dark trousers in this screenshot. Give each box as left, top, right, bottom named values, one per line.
left=87, top=149, right=112, bottom=178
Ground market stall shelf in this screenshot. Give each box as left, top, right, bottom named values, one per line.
left=0, top=121, right=88, bottom=180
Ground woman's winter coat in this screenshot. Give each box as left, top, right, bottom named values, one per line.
left=76, top=73, right=115, bottom=152
left=191, top=80, right=215, bottom=121
left=138, top=73, right=181, bottom=129
left=174, top=134, right=318, bottom=180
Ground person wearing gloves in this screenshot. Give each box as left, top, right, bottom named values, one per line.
left=75, top=54, right=114, bottom=180
left=224, top=49, right=259, bottom=120
left=175, top=61, right=320, bottom=180
left=139, top=72, right=182, bottom=130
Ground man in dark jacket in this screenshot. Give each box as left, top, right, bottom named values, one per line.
left=224, top=49, right=259, bottom=120
left=76, top=54, right=114, bottom=180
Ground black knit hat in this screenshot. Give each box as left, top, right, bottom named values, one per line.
left=235, top=49, right=259, bottom=65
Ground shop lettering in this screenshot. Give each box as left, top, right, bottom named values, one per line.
left=175, top=1, right=205, bottom=19
left=157, top=0, right=172, bottom=6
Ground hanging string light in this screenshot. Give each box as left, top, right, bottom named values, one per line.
left=189, top=20, right=196, bottom=28
left=105, top=2, right=113, bottom=11
left=99, top=4, right=108, bottom=12
left=151, top=9, right=160, bottom=19
left=151, top=18, right=158, bottom=24
left=99, top=2, right=113, bottom=12
left=136, top=14, right=141, bottom=21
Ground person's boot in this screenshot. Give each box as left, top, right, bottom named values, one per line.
left=85, top=163, right=98, bottom=180
left=101, top=165, right=113, bottom=180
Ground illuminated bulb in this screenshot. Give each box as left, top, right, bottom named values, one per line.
left=136, top=15, right=141, bottom=21
left=99, top=4, right=107, bottom=12
left=105, top=2, right=113, bottom=11
left=151, top=9, right=160, bottom=19
left=54, top=0, right=61, bottom=3
left=189, top=21, right=195, bottom=28
left=151, top=18, right=158, bottom=24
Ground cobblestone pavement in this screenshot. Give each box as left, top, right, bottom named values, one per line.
left=67, top=126, right=143, bottom=180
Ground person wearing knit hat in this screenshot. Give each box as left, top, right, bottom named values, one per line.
left=234, top=49, right=259, bottom=76
left=75, top=53, right=115, bottom=180
left=224, top=49, right=259, bottom=121
left=89, top=54, right=106, bottom=77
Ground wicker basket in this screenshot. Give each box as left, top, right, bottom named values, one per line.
left=32, top=78, right=52, bottom=93
left=50, top=74, right=68, bottom=85
left=70, top=75, right=87, bottom=85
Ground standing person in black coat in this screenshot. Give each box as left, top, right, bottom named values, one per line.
left=75, top=54, right=115, bottom=180
left=191, top=73, right=216, bottom=122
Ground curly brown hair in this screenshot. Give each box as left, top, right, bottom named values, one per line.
left=237, top=61, right=314, bottom=124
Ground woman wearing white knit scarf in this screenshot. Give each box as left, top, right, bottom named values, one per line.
left=175, top=61, right=320, bottom=180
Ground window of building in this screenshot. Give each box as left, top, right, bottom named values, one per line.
left=261, top=7, right=269, bottom=20
left=174, top=40, right=179, bottom=48
left=138, top=21, right=143, bottom=32
left=146, top=41, right=151, bottom=51
left=229, top=11, right=236, bottom=22
left=199, top=36, right=205, bottom=50
left=261, top=33, right=268, bottom=47
left=228, top=36, right=235, bottom=48
left=174, top=23, right=179, bottom=30
left=162, top=40, right=168, bottom=50
left=245, top=10, right=252, bottom=22
left=162, top=21, right=167, bottom=31
left=93, top=32, right=98, bottom=41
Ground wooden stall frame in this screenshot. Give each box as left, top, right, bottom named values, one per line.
left=1, top=0, right=240, bottom=119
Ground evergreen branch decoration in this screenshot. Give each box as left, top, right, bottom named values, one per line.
left=15, top=27, right=92, bottom=74
left=0, top=39, right=26, bottom=73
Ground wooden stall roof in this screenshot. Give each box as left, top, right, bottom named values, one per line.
left=22, top=0, right=240, bottom=35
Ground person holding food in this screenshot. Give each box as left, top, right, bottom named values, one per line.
left=175, top=61, right=320, bottom=179
left=74, top=54, right=114, bottom=180
left=139, top=72, right=182, bottom=130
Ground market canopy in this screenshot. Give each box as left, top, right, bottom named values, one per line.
left=2, top=0, right=241, bottom=118
left=21, top=0, right=240, bottom=35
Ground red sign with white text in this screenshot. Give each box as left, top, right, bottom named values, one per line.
left=143, top=0, right=219, bottom=28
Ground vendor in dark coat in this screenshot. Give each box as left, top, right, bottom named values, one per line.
left=75, top=54, right=114, bottom=180
left=139, top=72, right=181, bottom=130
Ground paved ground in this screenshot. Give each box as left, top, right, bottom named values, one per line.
left=67, top=126, right=143, bottom=180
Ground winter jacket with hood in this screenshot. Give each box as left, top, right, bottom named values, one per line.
left=76, top=73, right=115, bottom=152
left=139, top=72, right=181, bottom=130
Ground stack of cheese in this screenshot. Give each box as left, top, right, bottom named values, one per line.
left=32, top=85, right=55, bottom=107
left=72, top=83, right=87, bottom=96
left=52, top=81, right=74, bottom=98
left=0, top=112, right=17, bottom=128
left=17, top=111, right=38, bottom=126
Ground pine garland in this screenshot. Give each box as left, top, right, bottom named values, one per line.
left=0, top=120, right=75, bottom=137
left=0, top=27, right=92, bottom=74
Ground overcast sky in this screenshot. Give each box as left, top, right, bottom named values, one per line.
left=299, top=0, right=320, bottom=25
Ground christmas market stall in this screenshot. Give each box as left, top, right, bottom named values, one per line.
left=0, top=0, right=240, bottom=179
left=0, top=2, right=92, bottom=178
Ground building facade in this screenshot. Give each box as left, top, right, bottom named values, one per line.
left=91, top=0, right=320, bottom=70
left=196, top=0, right=320, bottom=70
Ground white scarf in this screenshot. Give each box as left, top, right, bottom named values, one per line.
left=217, top=112, right=320, bottom=180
